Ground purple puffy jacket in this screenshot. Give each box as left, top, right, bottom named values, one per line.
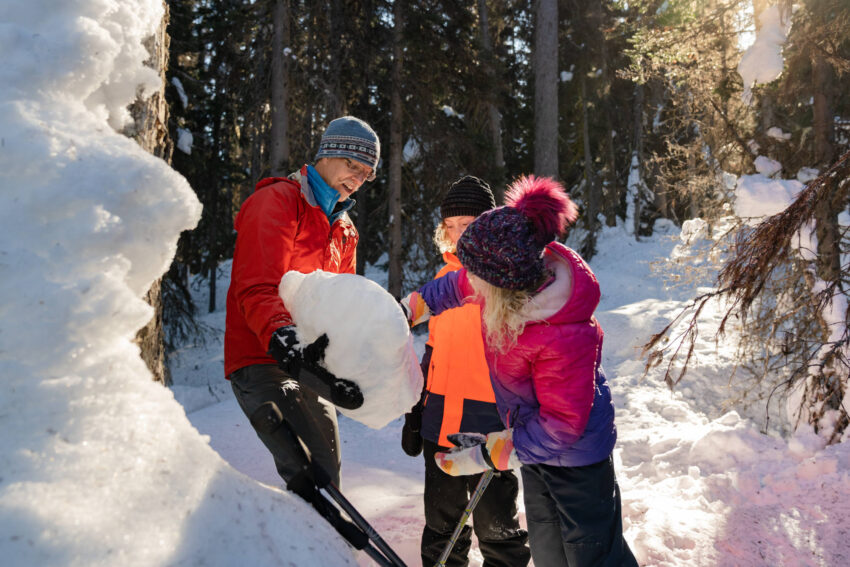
left=418, top=241, right=617, bottom=467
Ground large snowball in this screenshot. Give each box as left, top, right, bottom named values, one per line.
left=279, top=270, right=423, bottom=429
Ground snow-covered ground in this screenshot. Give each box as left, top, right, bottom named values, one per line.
left=171, top=222, right=850, bottom=567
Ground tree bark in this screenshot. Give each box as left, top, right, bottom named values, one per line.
left=589, top=0, right=618, bottom=227
left=387, top=0, right=404, bottom=298
left=129, top=2, right=172, bottom=386
left=326, top=0, right=344, bottom=116
left=581, top=74, right=599, bottom=247
left=270, top=0, right=291, bottom=175
left=631, top=82, right=645, bottom=238
left=478, top=0, right=506, bottom=203
left=812, top=54, right=834, bottom=168
left=533, top=0, right=558, bottom=178
left=648, top=79, right=668, bottom=219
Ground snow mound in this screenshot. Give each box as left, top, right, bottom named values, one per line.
left=734, top=173, right=802, bottom=218
left=754, top=155, right=782, bottom=177
left=280, top=270, right=424, bottom=429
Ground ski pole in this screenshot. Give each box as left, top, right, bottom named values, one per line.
left=284, top=397, right=407, bottom=566
left=251, top=401, right=407, bottom=567
left=434, top=468, right=495, bottom=567
left=321, top=480, right=406, bottom=567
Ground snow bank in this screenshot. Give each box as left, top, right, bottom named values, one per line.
left=0, top=1, right=356, bottom=565
left=280, top=270, right=424, bottom=429
left=588, top=226, right=850, bottom=567
left=734, top=173, right=803, bottom=218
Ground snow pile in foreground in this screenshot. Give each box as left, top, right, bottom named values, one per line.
left=280, top=270, right=424, bottom=429
left=0, top=1, right=354, bottom=565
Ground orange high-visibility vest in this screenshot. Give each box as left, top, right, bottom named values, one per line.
left=421, top=252, right=502, bottom=447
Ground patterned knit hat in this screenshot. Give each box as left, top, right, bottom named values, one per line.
left=315, top=116, right=380, bottom=172
left=440, top=175, right=497, bottom=219
left=457, top=175, right=578, bottom=290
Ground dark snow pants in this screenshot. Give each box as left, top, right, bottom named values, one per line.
left=230, top=363, right=341, bottom=487
left=520, top=455, right=638, bottom=567
left=421, top=440, right=531, bottom=567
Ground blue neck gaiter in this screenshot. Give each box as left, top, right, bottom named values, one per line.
left=306, top=165, right=340, bottom=219
left=306, top=165, right=356, bottom=224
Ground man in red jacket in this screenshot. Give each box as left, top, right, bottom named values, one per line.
left=225, top=116, right=379, bottom=492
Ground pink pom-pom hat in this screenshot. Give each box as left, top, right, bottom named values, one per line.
left=456, top=175, right=578, bottom=290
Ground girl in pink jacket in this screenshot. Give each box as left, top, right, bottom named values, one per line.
left=404, top=175, right=638, bottom=567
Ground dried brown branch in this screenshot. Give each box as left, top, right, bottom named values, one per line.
left=643, top=149, right=850, bottom=436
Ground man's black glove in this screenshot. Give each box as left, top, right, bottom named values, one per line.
left=401, top=403, right=424, bottom=457
left=268, top=326, right=364, bottom=410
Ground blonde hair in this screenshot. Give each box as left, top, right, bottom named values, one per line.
left=433, top=221, right=455, bottom=254
left=472, top=276, right=536, bottom=352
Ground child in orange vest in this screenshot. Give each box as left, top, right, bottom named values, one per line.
left=402, top=176, right=530, bottom=567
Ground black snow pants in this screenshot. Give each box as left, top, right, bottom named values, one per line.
left=520, top=454, right=639, bottom=567
left=229, top=363, right=341, bottom=486
left=421, top=439, right=531, bottom=567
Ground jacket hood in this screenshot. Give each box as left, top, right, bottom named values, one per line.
left=521, top=242, right=600, bottom=324
left=254, top=176, right=290, bottom=192
left=254, top=166, right=312, bottom=204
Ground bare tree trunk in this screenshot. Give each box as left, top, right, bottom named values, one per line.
left=354, top=0, right=378, bottom=276
left=270, top=0, right=290, bottom=175
left=478, top=0, right=505, bottom=203
left=811, top=48, right=839, bottom=285
left=250, top=110, right=263, bottom=191
left=812, top=55, right=834, bottom=168
left=207, top=225, right=217, bottom=314
left=687, top=150, right=698, bottom=219
left=387, top=0, right=404, bottom=298
left=326, top=0, right=344, bottom=116
left=649, top=79, right=668, bottom=218
left=129, top=1, right=172, bottom=386
left=632, top=82, right=645, bottom=238
left=581, top=74, right=599, bottom=233
left=533, top=0, right=558, bottom=178
left=589, top=0, right=618, bottom=227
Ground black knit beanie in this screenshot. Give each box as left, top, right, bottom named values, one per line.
left=440, top=175, right=497, bottom=219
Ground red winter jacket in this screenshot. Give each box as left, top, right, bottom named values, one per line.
left=224, top=166, right=358, bottom=376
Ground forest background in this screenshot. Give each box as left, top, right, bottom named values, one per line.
left=154, top=0, right=849, bottom=437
